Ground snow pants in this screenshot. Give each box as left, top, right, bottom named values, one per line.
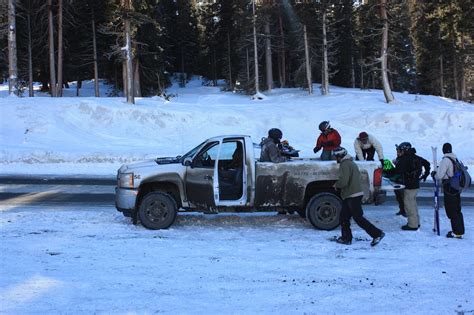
left=395, top=189, right=405, bottom=213
left=443, top=187, right=465, bottom=235
left=403, top=188, right=419, bottom=228
left=355, top=147, right=376, bottom=161
left=340, top=196, right=382, bottom=241
left=320, top=150, right=333, bottom=161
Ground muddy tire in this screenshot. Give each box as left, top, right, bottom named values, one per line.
left=138, top=192, right=177, bottom=230
left=306, top=193, right=342, bottom=230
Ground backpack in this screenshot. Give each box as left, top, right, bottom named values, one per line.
left=445, top=157, right=472, bottom=193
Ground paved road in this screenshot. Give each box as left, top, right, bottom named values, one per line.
left=0, top=175, right=473, bottom=207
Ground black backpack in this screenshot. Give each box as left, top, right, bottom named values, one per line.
left=445, top=157, right=472, bottom=193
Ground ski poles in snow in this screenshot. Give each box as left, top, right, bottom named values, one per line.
left=432, top=146, right=440, bottom=236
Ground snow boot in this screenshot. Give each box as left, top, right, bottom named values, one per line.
left=371, top=232, right=385, bottom=247
left=336, top=237, right=352, bottom=245
left=446, top=231, right=463, bottom=239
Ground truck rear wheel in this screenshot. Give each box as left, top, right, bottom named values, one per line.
left=306, top=193, right=341, bottom=230
left=138, top=192, right=177, bottom=230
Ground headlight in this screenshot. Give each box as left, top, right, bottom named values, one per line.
left=118, top=172, right=134, bottom=188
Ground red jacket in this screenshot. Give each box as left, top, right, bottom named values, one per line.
left=315, top=129, right=341, bottom=152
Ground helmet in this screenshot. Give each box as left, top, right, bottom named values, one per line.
left=358, top=132, right=369, bottom=140
left=396, top=142, right=412, bottom=152
left=268, top=128, right=283, bottom=142
left=332, top=146, right=347, bottom=158
left=319, top=121, right=330, bottom=132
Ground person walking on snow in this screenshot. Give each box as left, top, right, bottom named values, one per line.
left=431, top=143, right=465, bottom=239
left=354, top=131, right=384, bottom=165
left=332, top=147, right=385, bottom=246
left=313, top=121, right=341, bottom=161
left=260, top=128, right=288, bottom=163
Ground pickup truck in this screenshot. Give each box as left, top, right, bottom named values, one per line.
left=115, top=135, right=387, bottom=230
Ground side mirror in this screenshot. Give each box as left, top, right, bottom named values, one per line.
left=183, top=157, right=193, bottom=167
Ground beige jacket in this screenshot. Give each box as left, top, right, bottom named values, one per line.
left=354, top=133, right=384, bottom=160
left=435, top=152, right=457, bottom=180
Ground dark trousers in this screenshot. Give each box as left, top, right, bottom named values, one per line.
left=443, top=186, right=465, bottom=235
left=395, top=189, right=405, bottom=213
left=355, top=147, right=375, bottom=161
left=340, top=196, right=382, bottom=240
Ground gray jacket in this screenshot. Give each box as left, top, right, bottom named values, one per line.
left=260, top=137, right=287, bottom=163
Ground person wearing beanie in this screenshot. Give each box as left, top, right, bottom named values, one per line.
left=354, top=131, right=384, bottom=166
left=332, top=147, right=385, bottom=247
left=431, top=142, right=465, bottom=239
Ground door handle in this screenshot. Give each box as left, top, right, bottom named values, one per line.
left=204, top=175, right=213, bottom=181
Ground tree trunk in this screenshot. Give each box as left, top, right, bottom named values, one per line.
left=91, top=9, right=99, bottom=97
left=452, top=37, right=459, bottom=100
left=180, top=46, right=186, bottom=87
left=439, top=54, right=444, bottom=97
left=380, top=0, right=394, bottom=103
left=133, top=58, right=141, bottom=97
left=264, top=21, right=272, bottom=91
left=122, top=61, right=127, bottom=95
left=123, top=0, right=134, bottom=104
left=212, top=48, right=217, bottom=86
left=321, top=10, right=329, bottom=95
left=8, top=0, right=18, bottom=96
left=351, top=55, right=355, bottom=88
left=227, top=33, right=233, bottom=90
left=279, top=15, right=286, bottom=88
left=48, top=0, right=57, bottom=97
left=57, top=0, right=63, bottom=97
left=252, top=0, right=260, bottom=95
left=303, top=24, right=312, bottom=95
left=246, top=48, right=250, bottom=82
left=27, top=0, right=33, bottom=97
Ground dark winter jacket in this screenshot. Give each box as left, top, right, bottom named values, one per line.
left=334, top=154, right=364, bottom=200
left=389, top=149, right=430, bottom=189
left=315, top=128, right=341, bottom=152
left=260, top=137, right=287, bottom=163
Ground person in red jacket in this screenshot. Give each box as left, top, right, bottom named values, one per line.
left=313, top=121, right=341, bottom=160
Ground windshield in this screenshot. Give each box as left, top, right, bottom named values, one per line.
left=180, top=140, right=207, bottom=161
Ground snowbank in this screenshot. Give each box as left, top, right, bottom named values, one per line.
left=1, top=79, right=473, bottom=176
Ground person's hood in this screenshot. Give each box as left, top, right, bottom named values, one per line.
left=338, top=154, right=353, bottom=163
left=443, top=152, right=457, bottom=160
left=260, top=137, right=276, bottom=146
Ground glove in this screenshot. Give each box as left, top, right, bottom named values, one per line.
left=313, top=147, right=320, bottom=154
left=430, top=171, right=437, bottom=179
left=380, top=159, right=384, bottom=168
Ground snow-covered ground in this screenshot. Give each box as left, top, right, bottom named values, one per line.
left=1, top=79, right=473, bottom=176
left=1, top=204, right=473, bottom=314
left=1, top=79, right=473, bottom=314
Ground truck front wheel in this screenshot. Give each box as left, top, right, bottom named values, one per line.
left=138, top=192, right=178, bottom=230
left=306, top=193, right=342, bottom=230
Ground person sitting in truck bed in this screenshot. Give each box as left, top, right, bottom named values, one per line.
left=260, top=128, right=288, bottom=163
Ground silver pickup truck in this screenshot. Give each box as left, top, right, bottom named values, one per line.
left=115, top=135, right=387, bottom=230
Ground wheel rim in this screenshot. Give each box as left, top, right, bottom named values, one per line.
left=316, top=201, right=337, bottom=223
left=145, top=200, right=169, bottom=223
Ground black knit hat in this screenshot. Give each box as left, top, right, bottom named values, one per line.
left=442, top=143, right=452, bottom=154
